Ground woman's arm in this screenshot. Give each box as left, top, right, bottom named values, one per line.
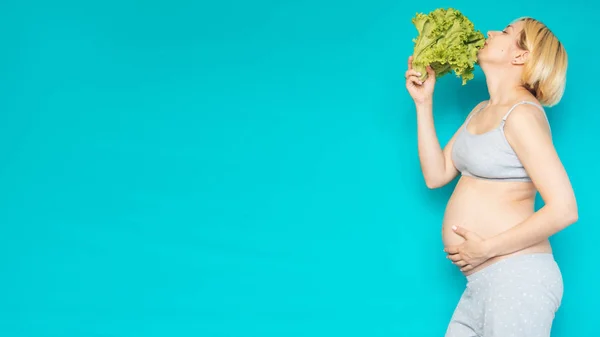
left=485, top=103, right=578, bottom=257
left=416, top=101, right=485, bottom=189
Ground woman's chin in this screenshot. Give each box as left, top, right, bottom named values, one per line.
left=476, top=54, right=487, bottom=66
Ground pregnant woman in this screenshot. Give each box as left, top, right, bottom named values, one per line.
left=405, top=17, right=578, bottom=336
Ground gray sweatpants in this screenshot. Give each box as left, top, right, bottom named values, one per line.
left=445, top=253, right=564, bottom=337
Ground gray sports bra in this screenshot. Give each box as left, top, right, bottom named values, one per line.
left=451, top=100, right=550, bottom=182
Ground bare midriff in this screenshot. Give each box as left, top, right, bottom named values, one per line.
left=442, top=175, right=552, bottom=276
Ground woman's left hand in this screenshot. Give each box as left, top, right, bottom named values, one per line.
left=444, top=225, right=494, bottom=272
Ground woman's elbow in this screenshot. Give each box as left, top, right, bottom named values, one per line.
left=557, top=200, right=579, bottom=228
left=425, top=178, right=445, bottom=189
left=567, top=206, right=579, bottom=225
left=425, top=180, right=439, bottom=189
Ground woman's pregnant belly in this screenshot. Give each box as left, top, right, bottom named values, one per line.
left=442, top=176, right=551, bottom=273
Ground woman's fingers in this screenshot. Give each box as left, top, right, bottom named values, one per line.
left=447, top=253, right=462, bottom=262
left=408, top=76, right=423, bottom=86
left=454, top=260, right=468, bottom=267
left=407, top=56, right=413, bottom=70
left=460, top=265, right=474, bottom=272
left=405, top=70, right=423, bottom=86
left=405, top=69, right=421, bottom=79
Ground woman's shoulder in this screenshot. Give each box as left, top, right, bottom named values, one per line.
left=503, top=100, right=552, bottom=136
left=504, top=97, right=547, bottom=120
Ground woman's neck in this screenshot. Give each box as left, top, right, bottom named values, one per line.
left=483, top=69, right=530, bottom=106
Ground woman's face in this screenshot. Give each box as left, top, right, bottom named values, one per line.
left=478, top=20, right=527, bottom=66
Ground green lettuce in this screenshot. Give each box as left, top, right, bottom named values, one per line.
left=410, top=8, right=485, bottom=85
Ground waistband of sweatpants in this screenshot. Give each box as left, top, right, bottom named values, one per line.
left=466, top=252, right=556, bottom=283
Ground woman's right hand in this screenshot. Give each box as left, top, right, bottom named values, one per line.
left=405, top=56, right=436, bottom=105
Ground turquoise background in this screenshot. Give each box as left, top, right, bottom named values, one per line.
left=0, top=0, right=596, bottom=336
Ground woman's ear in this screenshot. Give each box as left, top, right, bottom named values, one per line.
left=512, top=50, right=530, bottom=65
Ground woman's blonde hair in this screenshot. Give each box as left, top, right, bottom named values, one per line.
left=512, top=17, right=568, bottom=107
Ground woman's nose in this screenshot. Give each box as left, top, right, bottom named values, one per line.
left=487, top=31, right=493, bottom=38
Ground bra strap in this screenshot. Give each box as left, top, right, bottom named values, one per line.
left=502, top=101, right=550, bottom=131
